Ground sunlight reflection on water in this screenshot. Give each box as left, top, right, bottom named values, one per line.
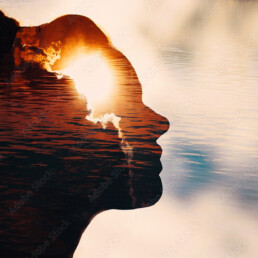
left=1, top=0, right=258, bottom=256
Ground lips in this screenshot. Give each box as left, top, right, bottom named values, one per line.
left=154, top=143, right=163, bottom=157
left=127, top=142, right=163, bottom=176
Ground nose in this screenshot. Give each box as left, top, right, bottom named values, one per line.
left=148, top=107, right=170, bottom=140
left=158, top=113, right=170, bottom=136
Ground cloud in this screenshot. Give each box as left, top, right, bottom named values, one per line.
left=74, top=193, right=258, bottom=258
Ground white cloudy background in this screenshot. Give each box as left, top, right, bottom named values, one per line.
left=1, top=0, right=258, bottom=257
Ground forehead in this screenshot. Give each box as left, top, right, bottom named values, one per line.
left=15, top=27, right=142, bottom=98
left=12, top=19, right=143, bottom=123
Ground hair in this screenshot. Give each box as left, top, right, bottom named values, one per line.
left=0, top=11, right=19, bottom=58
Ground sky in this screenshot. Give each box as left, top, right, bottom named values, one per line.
left=1, top=0, right=258, bottom=257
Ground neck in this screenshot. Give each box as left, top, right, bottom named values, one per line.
left=1, top=207, right=96, bottom=258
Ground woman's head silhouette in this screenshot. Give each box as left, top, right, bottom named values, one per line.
left=0, top=12, right=169, bottom=257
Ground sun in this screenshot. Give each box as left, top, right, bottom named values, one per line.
left=56, top=52, right=114, bottom=108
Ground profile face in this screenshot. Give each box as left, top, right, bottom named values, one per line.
left=1, top=14, right=169, bottom=215
left=100, top=47, right=170, bottom=209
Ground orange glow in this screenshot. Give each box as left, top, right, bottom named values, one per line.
left=56, top=52, right=114, bottom=108
left=55, top=51, right=134, bottom=160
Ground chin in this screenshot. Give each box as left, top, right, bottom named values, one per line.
left=132, top=174, right=163, bottom=209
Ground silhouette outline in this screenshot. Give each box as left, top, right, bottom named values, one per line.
left=0, top=12, right=169, bottom=257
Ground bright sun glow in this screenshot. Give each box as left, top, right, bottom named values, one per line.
left=55, top=52, right=133, bottom=162
left=57, top=52, right=114, bottom=107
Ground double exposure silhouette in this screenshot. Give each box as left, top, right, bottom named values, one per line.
left=0, top=11, right=169, bottom=257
